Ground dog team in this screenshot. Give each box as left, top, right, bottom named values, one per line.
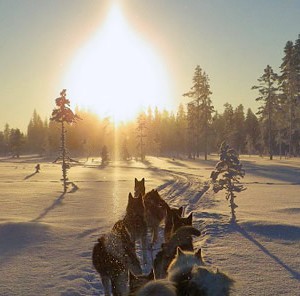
left=92, top=178, right=234, bottom=295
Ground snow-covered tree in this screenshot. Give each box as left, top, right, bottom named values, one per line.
left=211, top=142, right=246, bottom=222
left=50, top=89, right=81, bottom=193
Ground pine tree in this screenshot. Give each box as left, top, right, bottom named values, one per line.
left=211, top=142, right=246, bottom=222
left=252, top=65, right=279, bottom=160
left=101, top=145, right=109, bottom=165
left=184, top=65, right=214, bottom=160
left=27, top=110, right=47, bottom=154
left=9, top=128, right=24, bottom=158
left=50, top=89, right=81, bottom=193
left=279, top=41, right=298, bottom=156
left=136, top=113, right=147, bottom=161
left=244, top=108, right=260, bottom=155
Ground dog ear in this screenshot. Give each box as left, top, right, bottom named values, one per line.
left=178, top=206, right=184, bottom=216
left=147, top=269, right=154, bottom=280
left=129, top=271, right=138, bottom=285
left=187, top=212, right=193, bottom=223
left=128, top=192, right=134, bottom=200
left=135, top=178, right=138, bottom=185
left=195, top=248, right=204, bottom=263
left=176, top=246, right=184, bottom=256
left=142, top=177, right=145, bottom=183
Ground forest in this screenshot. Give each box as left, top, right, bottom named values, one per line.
left=1, top=34, right=300, bottom=161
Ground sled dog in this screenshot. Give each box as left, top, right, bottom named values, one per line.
left=154, top=226, right=201, bottom=279
left=164, top=205, right=184, bottom=242
left=136, top=279, right=177, bottom=296
left=92, top=220, right=142, bottom=296
left=188, top=265, right=234, bottom=296
left=143, top=189, right=168, bottom=244
left=167, top=247, right=204, bottom=295
left=123, top=192, right=148, bottom=264
left=134, top=178, right=145, bottom=197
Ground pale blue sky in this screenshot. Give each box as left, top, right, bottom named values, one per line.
left=0, top=0, right=300, bottom=131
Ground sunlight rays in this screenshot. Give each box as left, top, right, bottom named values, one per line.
left=63, top=2, right=173, bottom=123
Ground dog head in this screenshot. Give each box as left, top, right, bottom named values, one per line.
left=126, top=192, right=144, bottom=214
left=134, top=178, right=145, bottom=197
left=143, top=189, right=168, bottom=209
left=189, top=266, right=234, bottom=296
left=167, top=247, right=203, bottom=276
left=129, top=270, right=154, bottom=294
left=171, top=212, right=193, bottom=234
left=164, top=206, right=184, bottom=242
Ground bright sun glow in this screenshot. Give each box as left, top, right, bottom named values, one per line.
left=63, top=3, right=173, bottom=123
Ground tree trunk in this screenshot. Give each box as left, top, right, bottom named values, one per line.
left=61, top=121, right=68, bottom=193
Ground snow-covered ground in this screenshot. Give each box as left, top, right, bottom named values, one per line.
left=0, top=155, right=299, bottom=295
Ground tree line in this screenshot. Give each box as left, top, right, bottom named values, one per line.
left=0, top=34, right=299, bottom=160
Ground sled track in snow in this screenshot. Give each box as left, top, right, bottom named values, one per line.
left=151, top=167, right=211, bottom=213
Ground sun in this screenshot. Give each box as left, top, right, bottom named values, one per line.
left=62, top=3, right=173, bottom=123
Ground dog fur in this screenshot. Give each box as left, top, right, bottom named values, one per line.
left=188, top=265, right=234, bottom=296
left=171, top=211, right=193, bottom=236
left=167, top=247, right=204, bottom=296
left=136, top=279, right=177, bottom=296
left=92, top=220, right=142, bottom=296
left=128, top=269, right=154, bottom=295
left=143, top=189, right=169, bottom=244
left=123, top=192, right=148, bottom=264
left=164, top=205, right=184, bottom=242
left=154, top=226, right=201, bottom=279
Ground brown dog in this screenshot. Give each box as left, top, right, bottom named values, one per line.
left=123, top=192, right=148, bottom=264
left=164, top=206, right=184, bottom=242
left=143, top=189, right=169, bottom=245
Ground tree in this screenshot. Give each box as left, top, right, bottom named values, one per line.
left=211, top=142, right=246, bottom=222
left=50, top=89, right=81, bottom=193
left=252, top=65, right=279, bottom=160
left=27, top=110, right=47, bottom=154
left=244, top=108, right=261, bottom=155
left=9, top=128, right=24, bottom=158
left=184, top=65, right=214, bottom=160
left=279, top=40, right=299, bottom=156
left=101, top=145, right=109, bottom=165
left=121, top=138, right=130, bottom=161
left=136, top=113, right=147, bottom=161
left=232, top=104, right=246, bottom=153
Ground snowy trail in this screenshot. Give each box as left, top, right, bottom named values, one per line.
left=0, top=156, right=299, bottom=295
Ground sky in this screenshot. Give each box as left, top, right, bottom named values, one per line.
left=0, top=0, right=300, bottom=132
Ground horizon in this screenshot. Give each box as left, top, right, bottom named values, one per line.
left=1, top=0, right=300, bottom=131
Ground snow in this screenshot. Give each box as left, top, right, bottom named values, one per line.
left=0, top=155, right=299, bottom=295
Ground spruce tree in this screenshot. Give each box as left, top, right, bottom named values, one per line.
left=279, top=41, right=298, bottom=156
left=211, top=142, right=246, bottom=222
left=184, top=65, right=214, bottom=160
left=50, top=89, right=80, bottom=193
left=252, top=65, right=279, bottom=160
left=136, top=113, right=147, bottom=161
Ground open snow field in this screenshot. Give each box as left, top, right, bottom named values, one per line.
left=0, top=155, right=299, bottom=295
